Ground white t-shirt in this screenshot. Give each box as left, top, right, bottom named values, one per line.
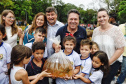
left=4, top=26, right=18, bottom=48
left=75, top=55, right=92, bottom=84
left=89, top=68, right=103, bottom=84
left=56, top=50, right=81, bottom=84
left=0, top=42, right=11, bottom=83
left=92, top=26, right=125, bottom=63
left=47, top=20, right=64, bottom=57
left=10, top=65, right=25, bottom=84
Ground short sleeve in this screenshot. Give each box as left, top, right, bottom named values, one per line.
left=114, top=27, right=125, bottom=48
left=89, top=70, right=103, bottom=83
left=74, top=53, right=81, bottom=67
left=82, top=59, right=92, bottom=74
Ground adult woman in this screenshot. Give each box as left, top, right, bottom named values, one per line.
left=92, top=8, right=125, bottom=84
left=1, top=10, right=22, bottom=48
left=23, top=12, right=47, bottom=45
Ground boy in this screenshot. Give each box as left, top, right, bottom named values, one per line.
left=25, top=27, right=47, bottom=58
left=26, top=42, right=49, bottom=84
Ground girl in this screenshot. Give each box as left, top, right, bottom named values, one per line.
left=23, top=12, right=47, bottom=45
left=75, top=39, right=92, bottom=84
left=56, top=35, right=81, bottom=84
left=8, top=45, right=51, bottom=84
left=0, top=24, right=12, bottom=84
left=74, top=51, right=110, bottom=84
left=90, top=41, right=99, bottom=59
left=1, top=10, right=23, bottom=47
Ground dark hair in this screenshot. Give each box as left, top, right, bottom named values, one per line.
left=92, top=51, right=110, bottom=77
left=92, top=41, right=99, bottom=49
left=32, top=42, right=45, bottom=53
left=80, top=39, right=92, bottom=49
left=67, top=9, right=81, bottom=19
left=0, top=24, right=7, bottom=40
left=8, top=45, right=32, bottom=75
left=46, top=7, right=57, bottom=14
left=109, top=13, right=117, bottom=20
left=63, top=35, right=76, bottom=47
left=97, top=8, right=109, bottom=15
left=35, top=27, right=46, bottom=34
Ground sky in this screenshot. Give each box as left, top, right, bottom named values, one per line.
left=61, top=0, right=107, bottom=10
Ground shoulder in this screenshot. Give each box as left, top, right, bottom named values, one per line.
left=3, top=42, right=12, bottom=49
left=57, top=25, right=67, bottom=32
left=16, top=69, right=28, bottom=79
left=25, top=43, right=32, bottom=49
left=72, top=50, right=80, bottom=57
left=57, top=20, right=64, bottom=26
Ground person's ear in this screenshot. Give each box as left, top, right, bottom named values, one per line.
left=3, top=16, right=5, bottom=20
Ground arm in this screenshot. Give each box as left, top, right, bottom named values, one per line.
left=109, top=47, right=124, bottom=65
left=18, top=28, right=24, bottom=45
left=74, top=75, right=91, bottom=83
left=74, top=66, right=80, bottom=75
left=52, top=43, right=61, bottom=53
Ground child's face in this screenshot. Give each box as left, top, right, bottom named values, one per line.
left=0, top=31, right=6, bottom=43
left=80, top=45, right=91, bottom=57
left=91, top=44, right=99, bottom=54
left=64, top=40, right=75, bottom=53
left=34, top=32, right=45, bottom=42
left=92, top=56, right=103, bottom=68
left=32, top=49, right=44, bottom=62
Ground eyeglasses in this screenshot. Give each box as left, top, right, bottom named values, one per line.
left=6, top=17, right=15, bottom=20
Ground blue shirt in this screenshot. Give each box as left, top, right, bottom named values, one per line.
left=56, top=24, right=87, bottom=54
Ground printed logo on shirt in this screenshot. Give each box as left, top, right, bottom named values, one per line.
left=0, top=54, right=3, bottom=60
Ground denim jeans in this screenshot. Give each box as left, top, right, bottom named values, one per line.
left=102, top=61, right=121, bottom=84
left=116, top=56, right=126, bottom=84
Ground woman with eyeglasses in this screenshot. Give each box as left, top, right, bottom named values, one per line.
left=1, top=10, right=23, bottom=48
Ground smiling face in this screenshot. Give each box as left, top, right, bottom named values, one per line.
left=67, top=13, right=79, bottom=30
left=46, top=11, right=57, bottom=26
left=64, top=40, right=75, bottom=54
left=80, top=45, right=91, bottom=58
left=92, top=56, right=103, bottom=69
left=97, top=11, right=109, bottom=26
left=36, top=15, right=44, bottom=27
left=33, top=49, right=44, bottom=62
left=91, top=44, right=99, bottom=54
left=3, top=12, right=15, bottom=26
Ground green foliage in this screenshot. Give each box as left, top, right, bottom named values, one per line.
left=118, top=1, right=126, bottom=23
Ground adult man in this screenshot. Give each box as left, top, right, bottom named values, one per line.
left=46, top=7, right=64, bottom=57
left=53, top=9, right=87, bottom=54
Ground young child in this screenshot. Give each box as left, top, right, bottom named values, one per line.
left=0, top=24, right=12, bottom=84
left=74, top=51, right=110, bottom=84
left=75, top=39, right=92, bottom=84
left=25, top=27, right=46, bottom=49
left=56, top=35, right=81, bottom=84
left=26, top=42, right=49, bottom=84
left=8, top=45, right=51, bottom=84
left=90, top=42, right=99, bottom=59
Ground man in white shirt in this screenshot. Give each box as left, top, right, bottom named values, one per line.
left=46, top=7, right=64, bottom=58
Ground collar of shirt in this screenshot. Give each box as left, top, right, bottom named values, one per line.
left=47, top=20, right=59, bottom=27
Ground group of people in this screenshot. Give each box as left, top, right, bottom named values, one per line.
left=0, top=6, right=125, bottom=84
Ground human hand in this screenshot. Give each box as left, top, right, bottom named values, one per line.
left=40, top=70, right=52, bottom=77
left=55, top=45, right=61, bottom=53
left=73, top=75, right=80, bottom=79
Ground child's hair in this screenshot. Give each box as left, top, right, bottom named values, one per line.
left=87, top=30, right=93, bottom=39
left=8, top=45, right=32, bottom=75
left=80, top=39, right=92, bottom=49
left=32, top=42, right=45, bottom=53
left=0, top=24, right=7, bottom=40
left=92, top=41, right=99, bottom=49
left=63, top=35, right=76, bottom=46
left=35, top=27, right=46, bottom=34
left=92, top=51, right=109, bottom=77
